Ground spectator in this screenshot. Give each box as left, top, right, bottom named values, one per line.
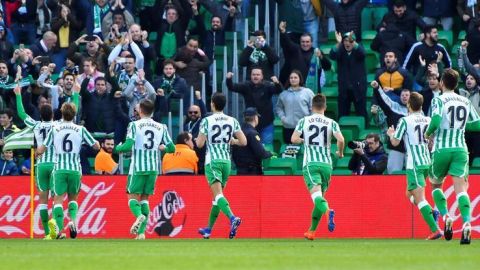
left=199, top=0, right=242, bottom=32
left=53, top=73, right=82, bottom=121
left=122, top=72, right=156, bottom=119
left=329, top=31, right=367, bottom=119
left=94, top=138, right=118, bottom=175
left=29, top=31, right=57, bottom=60
left=371, top=80, right=409, bottom=174
left=239, top=30, right=279, bottom=81
left=378, top=0, right=426, bottom=42
left=101, top=0, right=134, bottom=41
left=348, top=133, right=388, bottom=175
left=10, top=0, right=37, bottom=45
left=415, top=53, right=444, bottom=89
left=324, top=0, right=369, bottom=43
left=19, top=157, right=30, bottom=175
left=107, top=54, right=138, bottom=91
left=50, top=2, right=82, bottom=72
left=226, top=69, right=282, bottom=144
left=275, top=70, right=314, bottom=144
left=0, top=108, right=20, bottom=151
left=371, top=15, right=416, bottom=64
left=129, top=24, right=156, bottom=81
left=374, top=50, right=413, bottom=102
left=457, top=0, right=480, bottom=30
left=173, top=38, right=210, bottom=92
left=183, top=91, right=207, bottom=174
left=0, top=24, right=14, bottom=62
left=232, top=107, right=273, bottom=175
left=275, top=0, right=307, bottom=41
left=36, top=0, right=52, bottom=37
left=0, top=150, right=19, bottom=176
left=68, top=34, right=111, bottom=73
left=152, top=59, right=190, bottom=117
left=278, top=21, right=331, bottom=91
left=466, top=18, right=480, bottom=65
left=403, top=26, right=451, bottom=90
left=76, top=58, right=105, bottom=93
left=162, top=132, right=198, bottom=175
left=419, top=72, right=441, bottom=116
left=107, top=37, right=144, bottom=76
left=0, top=13, right=15, bottom=44
left=422, top=0, right=455, bottom=31
left=86, top=0, right=112, bottom=39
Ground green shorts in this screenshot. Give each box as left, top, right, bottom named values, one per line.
left=406, top=167, right=428, bottom=191
left=52, top=170, right=82, bottom=196
left=35, top=163, right=54, bottom=192
left=205, top=161, right=231, bottom=187
left=430, top=150, right=469, bottom=184
left=302, top=163, right=332, bottom=192
left=126, top=172, right=158, bottom=195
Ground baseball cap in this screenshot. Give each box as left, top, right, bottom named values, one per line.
left=243, top=107, right=260, bottom=117
left=342, top=32, right=356, bottom=41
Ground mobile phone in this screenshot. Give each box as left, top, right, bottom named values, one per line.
left=38, top=56, right=50, bottom=62
left=19, top=44, right=25, bottom=50
left=116, top=58, right=126, bottom=64
left=249, top=36, right=256, bottom=43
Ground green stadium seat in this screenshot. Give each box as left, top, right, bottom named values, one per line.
left=332, top=169, right=352, bottom=175
left=365, top=49, right=380, bottom=73
left=372, top=7, right=388, bottom=27
left=263, top=158, right=297, bottom=175
left=367, top=73, right=376, bottom=83
left=326, top=100, right=338, bottom=120
left=335, top=157, right=350, bottom=169
left=471, top=157, right=480, bottom=168
left=458, top=30, right=466, bottom=41
left=362, top=30, right=377, bottom=41
left=148, top=32, right=157, bottom=42
left=361, top=7, right=374, bottom=32
left=438, top=30, right=453, bottom=50
left=322, top=86, right=338, bottom=98
left=263, top=170, right=290, bottom=176
left=339, top=116, right=366, bottom=140
left=391, top=170, right=406, bottom=175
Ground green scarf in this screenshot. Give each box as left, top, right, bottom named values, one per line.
left=160, top=74, right=176, bottom=95
left=249, top=48, right=266, bottom=64
left=305, top=52, right=319, bottom=93
left=93, top=4, right=110, bottom=33
left=0, top=76, right=34, bottom=90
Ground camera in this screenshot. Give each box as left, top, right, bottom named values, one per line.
left=347, top=140, right=366, bottom=150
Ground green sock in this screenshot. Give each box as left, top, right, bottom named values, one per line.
left=39, top=204, right=49, bottom=236
left=53, top=205, right=64, bottom=232
left=216, top=195, right=233, bottom=219
left=418, top=201, right=439, bottom=232
left=138, top=201, right=150, bottom=234
left=457, top=192, right=471, bottom=223
left=129, top=199, right=142, bottom=218
left=309, top=207, right=322, bottom=231
left=314, top=196, right=329, bottom=215
left=208, top=203, right=220, bottom=229
left=68, top=201, right=78, bottom=223
left=432, top=189, right=448, bottom=216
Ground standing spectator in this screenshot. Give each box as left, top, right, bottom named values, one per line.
left=199, top=0, right=241, bottom=32
left=371, top=80, right=409, bottom=174
left=403, top=26, right=451, bottom=88
left=0, top=24, right=14, bottom=61
left=86, top=0, right=112, bottom=39
left=226, top=69, right=283, bottom=144
left=0, top=108, right=20, bottom=151
left=183, top=91, right=207, bottom=174
left=275, top=0, right=306, bottom=41
left=129, top=24, right=156, bottom=81
left=68, top=34, right=111, bottom=73
left=122, top=72, right=156, bottom=119
left=173, top=38, right=210, bottom=92
left=94, top=138, right=118, bottom=175
left=36, top=0, right=52, bottom=37
left=162, top=132, right=199, bottom=175
left=324, top=0, right=369, bottom=42
left=101, top=0, right=134, bottom=41
left=50, top=3, right=82, bottom=73
left=457, top=0, right=480, bottom=30
left=279, top=21, right=331, bottom=91
left=275, top=70, right=314, bottom=144
left=348, top=133, right=388, bottom=175
left=29, top=31, right=57, bottom=60
left=419, top=72, right=442, bottom=116
left=296, top=0, right=321, bottom=47
left=378, top=0, right=426, bottom=42
left=76, top=58, right=105, bottom=93
left=239, top=30, right=279, bottom=81
left=466, top=18, right=480, bottom=65
left=107, top=37, right=144, bottom=76
left=422, top=0, right=455, bottom=31
left=10, top=0, right=37, bottom=45
left=232, top=107, right=273, bottom=175
left=329, top=31, right=367, bottom=119
left=0, top=150, right=19, bottom=176
left=371, top=16, right=416, bottom=64
left=374, top=50, right=413, bottom=102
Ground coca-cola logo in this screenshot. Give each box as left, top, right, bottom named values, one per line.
left=442, top=186, right=480, bottom=233
left=0, top=182, right=114, bottom=236
left=151, top=190, right=186, bottom=237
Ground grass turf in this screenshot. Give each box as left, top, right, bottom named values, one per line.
left=1, top=239, right=478, bottom=270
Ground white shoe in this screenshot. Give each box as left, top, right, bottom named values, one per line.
left=135, top=233, right=145, bottom=240
left=130, top=215, right=146, bottom=235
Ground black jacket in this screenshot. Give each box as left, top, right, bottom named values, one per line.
left=226, top=78, right=282, bottom=130
left=348, top=143, right=388, bottom=175
left=239, top=45, right=279, bottom=81
left=193, top=11, right=233, bottom=61
left=370, top=26, right=416, bottom=64
left=329, top=44, right=366, bottom=94
left=232, top=123, right=272, bottom=174
left=80, top=77, right=116, bottom=133
left=324, top=0, right=369, bottom=42
left=402, top=41, right=451, bottom=75
left=466, top=27, right=480, bottom=65
left=378, top=9, right=426, bottom=41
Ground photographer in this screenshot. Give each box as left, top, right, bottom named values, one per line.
left=348, top=133, right=388, bottom=175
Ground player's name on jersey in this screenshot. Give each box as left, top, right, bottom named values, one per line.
left=442, top=96, right=469, bottom=105
left=55, top=124, right=80, bottom=132
left=308, top=116, right=329, bottom=125
left=413, top=117, right=429, bottom=124
left=138, top=121, right=162, bottom=130
left=214, top=115, right=228, bottom=121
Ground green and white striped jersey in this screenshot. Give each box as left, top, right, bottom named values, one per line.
left=394, top=113, right=431, bottom=169
left=44, top=121, right=96, bottom=172
left=23, top=116, right=55, bottom=164
left=126, top=118, right=173, bottom=173
left=199, top=113, right=241, bottom=164
left=295, top=113, right=341, bottom=167
left=430, top=92, right=480, bottom=152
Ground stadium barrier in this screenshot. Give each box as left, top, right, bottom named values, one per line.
left=0, top=175, right=478, bottom=239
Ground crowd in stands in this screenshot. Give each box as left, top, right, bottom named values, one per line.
left=1, top=0, right=480, bottom=176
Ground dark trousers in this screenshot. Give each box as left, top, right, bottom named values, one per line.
left=237, top=165, right=263, bottom=175
left=283, top=128, right=295, bottom=144
left=465, top=131, right=480, bottom=165
left=338, top=87, right=367, bottom=119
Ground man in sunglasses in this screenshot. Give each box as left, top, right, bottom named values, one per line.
left=184, top=90, right=207, bottom=174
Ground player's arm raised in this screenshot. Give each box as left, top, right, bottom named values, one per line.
left=387, top=125, right=401, bottom=147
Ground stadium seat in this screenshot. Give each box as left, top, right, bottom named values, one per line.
left=458, top=30, right=466, bottom=41
left=148, top=32, right=157, bottom=42
left=372, top=7, right=388, bottom=27
left=391, top=170, right=406, bottom=175
left=339, top=116, right=366, bottom=140
left=365, top=49, right=380, bottom=73
left=322, top=86, right=338, bottom=98
left=361, top=7, right=374, bottom=32
left=263, top=158, right=297, bottom=175
left=332, top=169, right=352, bottom=175
left=471, top=157, right=480, bottom=168
left=335, top=157, right=350, bottom=169
left=438, top=30, right=453, bottom=50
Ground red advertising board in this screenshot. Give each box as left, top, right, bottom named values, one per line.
left=0, top=175, right=479, bottom=239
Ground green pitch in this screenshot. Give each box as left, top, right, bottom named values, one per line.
left=1, top=239, right=478, bottom=270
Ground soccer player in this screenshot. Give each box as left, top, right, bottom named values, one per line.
left=291, top=94, right=344, bottom=240
left=196, top=92, right=247, bottom=239
left=114, top=99, right=175, bottom=240
left=14, top=83, right=79, bottom=239
left=425, top=69, right=480, bottom=245
left=37, top=102, right=99, bottom=239
left=387, top=92, right=442, bottom=240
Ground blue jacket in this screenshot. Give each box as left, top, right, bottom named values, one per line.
left=0, top=159, right=19, bottom=176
